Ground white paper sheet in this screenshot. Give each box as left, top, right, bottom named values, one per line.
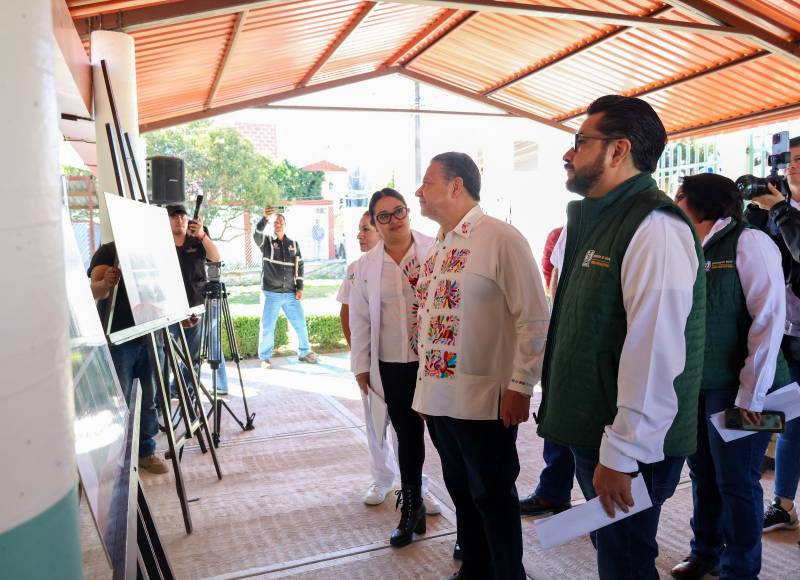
left=711, top=383, right=800, bottom=443
left=368, top=388, right=389, bottom=447
left=534, top=474, right=653, bottom=550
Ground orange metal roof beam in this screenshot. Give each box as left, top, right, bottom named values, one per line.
left=139, top=67, right=400, bottom=133
left=482, top=4, right=673, bottom=96
left=74, top=0, right=290, bottom=37
left=381, top=8, right=461, bottom=67
left=296, top=1, right=376, bottom=88
left=553, top=49, right=770, bottom=123
left=386, top=0, right=748, bottom=37
left=400, top=10, right=477, bottom=66
left=399, top=68, right=571, bottom=133
left=669, top=101, right=800, bottom=140
left=205, top=9, right=249, bottom=110
left=666, top=0, right=800, bottom=63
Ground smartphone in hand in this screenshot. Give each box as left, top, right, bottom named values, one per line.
left=724, top=408, right=785, bottom=432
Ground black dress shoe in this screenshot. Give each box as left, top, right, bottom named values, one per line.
left=670, top=557, right=720, bottom=579
left=445, top=566, right=487, bottom=580
left=452, top=542, right=462, bottom=560
left=519, top=494, right=571, bottom=516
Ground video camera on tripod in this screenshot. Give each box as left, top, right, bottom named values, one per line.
left=198, top=259, right=256, bottom=444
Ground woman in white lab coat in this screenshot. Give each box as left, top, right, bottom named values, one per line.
left=349, top=188, right=435, bottom=548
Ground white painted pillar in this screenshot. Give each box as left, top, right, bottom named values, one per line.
left=91, top=30, right=141, bottom=242
left=0, top=1, right=82, bottom=577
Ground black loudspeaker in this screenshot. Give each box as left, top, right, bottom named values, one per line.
left=146, top=156, right=185, bottom=204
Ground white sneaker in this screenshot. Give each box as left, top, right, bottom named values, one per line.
left=423, top=491, right=442, bottom=515
left=260, top=359, right=272, bottom=369
left=363, top=483, right=392, bottom=506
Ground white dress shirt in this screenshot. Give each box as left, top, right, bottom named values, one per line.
left=595, top=210, right=699, bottom=473
left=336, top=261, right=358, bottom=306
left=701, top=217, right=786, bottom=411
left=378, top=245, right=420, bottom=363
left=412, top=206, right=550, bottom=420
left=349, top=231, right=435, bottom=401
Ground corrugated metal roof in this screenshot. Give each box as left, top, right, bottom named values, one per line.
left=71, top=0, right=800, bottom=137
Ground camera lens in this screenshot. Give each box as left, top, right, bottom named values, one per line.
left=735, top=175, right=767, bottom=200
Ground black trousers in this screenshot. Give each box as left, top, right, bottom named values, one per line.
left=379, top=360, right=432, bottom=487
left=432, top=416, right=524, bottom=580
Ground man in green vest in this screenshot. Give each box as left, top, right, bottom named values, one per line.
left=537, top=95, right=706, bottom=579
left=669, top=173, right=788, bottom=579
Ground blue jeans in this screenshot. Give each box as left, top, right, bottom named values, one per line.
left=259, top=290, right=310, bottom=360
left=775, top=360, right=800, bottom=500
left=110, top=338, right=160, bottom=458
left=534, top=438, right=575, bottom=504
left=571, top=446, right=685, bottom=580
left=688, top=389, right=771, bottom=579
left=167, top=316, right=229, bottom=395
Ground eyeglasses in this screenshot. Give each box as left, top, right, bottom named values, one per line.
left=573, top=132, right=623, bottom=152
left=375, top=206, right=409, bottom=225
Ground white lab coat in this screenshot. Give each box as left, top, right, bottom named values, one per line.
left=349, top=230, right=434, bottom=406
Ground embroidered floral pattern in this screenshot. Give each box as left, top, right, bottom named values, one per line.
left=424, top=350, right=457, bottom=379
left=416, top=279, right=431, bottom=306
left=428, top=315, right=459, bottom=346
left=402, top=256, right=420, bottom=288
left=423, top=252, right=438, bottom=277
left=461, top=222, right=471, bottom=235
left=433, top=279, right=461, bottom=310
left=440, top=248, right=471, bottom=274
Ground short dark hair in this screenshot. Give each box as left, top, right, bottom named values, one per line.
left=681, top=173, right=743, bottom=223
left=586, top=95, right=667, bottom=173
left=368, top=188, right=406, bottom=224
left=431, top=152, right=481, bottom=201
left=791, top=136, right=800, bottom=148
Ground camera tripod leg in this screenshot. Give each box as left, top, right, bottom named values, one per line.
left=221, top=285, right=256, bottom=429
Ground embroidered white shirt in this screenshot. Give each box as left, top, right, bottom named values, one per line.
left=701, top=218, right=785, bottom=411
left=378, top=245, right=420, bottom=363
left=412, top=206, right=550, bottom=420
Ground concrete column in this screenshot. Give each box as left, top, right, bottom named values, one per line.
left=91, top=30, right=141, bottom=242
left=0, top=1, right=82, bottom=577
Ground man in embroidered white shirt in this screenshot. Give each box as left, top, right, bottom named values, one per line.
left=412, top=152, right=549, bottom=580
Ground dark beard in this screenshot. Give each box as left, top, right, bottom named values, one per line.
left=566, top=153, right=606, bottom=196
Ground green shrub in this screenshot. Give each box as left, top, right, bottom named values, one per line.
left=223, top=315, right=287, bottom=358
left=307, top=314, right=346, bottom=350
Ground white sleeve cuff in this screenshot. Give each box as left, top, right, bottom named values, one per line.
left=599, top=434, right=640, bottom=473
left=507, top=376, right=534, bottom=397
left=735, top=389, right=764, bottom=412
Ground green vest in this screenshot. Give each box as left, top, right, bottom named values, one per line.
left=702, top=220, right=790, bottom=391
left=538, top=172, right=706, bottom=457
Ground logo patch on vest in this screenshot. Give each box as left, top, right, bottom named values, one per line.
left=582, top=250, right=611, bottom=269
left=705, top=260, right=734, bottom=272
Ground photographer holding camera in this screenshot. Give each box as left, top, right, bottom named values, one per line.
left=165, top=204, right=229, bottom=395
left=743, top=135, right=800, bottom=534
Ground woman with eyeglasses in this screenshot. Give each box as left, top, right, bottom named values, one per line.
left=671, top=173, right=789, bottom=580
left=349, top=188, right=436, bottom=547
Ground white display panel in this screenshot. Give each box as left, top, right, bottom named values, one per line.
left=104, top=192, right=190, bottom=327
left=63, top=209, right=129, bottom=558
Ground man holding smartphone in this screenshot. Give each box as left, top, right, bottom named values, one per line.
left=254, top=206, right=318, bottom=368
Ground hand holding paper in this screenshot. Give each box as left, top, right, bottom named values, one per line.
left=535, top=475, right=652, bottom=550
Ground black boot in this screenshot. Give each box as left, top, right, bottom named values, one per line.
left=390, top=484, right=426, bottom=547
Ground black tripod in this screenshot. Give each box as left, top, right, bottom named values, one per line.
left=199, top=276, right=255, bottom=446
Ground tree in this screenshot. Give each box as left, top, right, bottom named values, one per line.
left=270, top=159, right=324, bottom=200
left=144, top=121, right=283, bottom=240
